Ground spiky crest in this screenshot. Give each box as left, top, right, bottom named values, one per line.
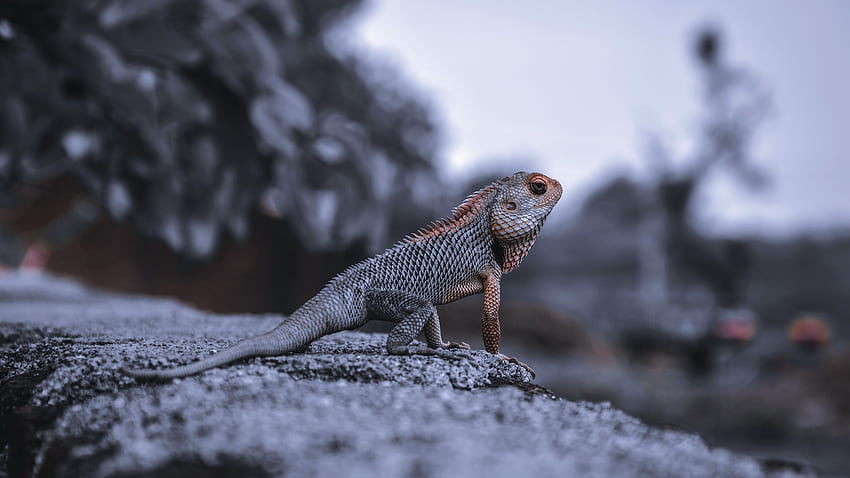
left=405, top=181, right=500, bottom=243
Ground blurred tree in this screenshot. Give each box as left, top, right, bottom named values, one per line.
left=640, top=26, right=771, bottom=308
left=0, top=0, right=440, bottom=259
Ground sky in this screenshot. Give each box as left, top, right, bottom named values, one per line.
left=347, top=1, right=850, bottom=236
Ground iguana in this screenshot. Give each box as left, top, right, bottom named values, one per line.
left=124, top=171, right=562, bottom=379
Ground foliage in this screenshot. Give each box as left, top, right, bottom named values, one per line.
left=0, top=0, right=440, bottom=257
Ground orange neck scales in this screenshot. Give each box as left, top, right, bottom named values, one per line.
left=496, top=225, right=541, bottom=273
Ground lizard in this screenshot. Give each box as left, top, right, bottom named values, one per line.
left=123, top=171, right=562, bottom=379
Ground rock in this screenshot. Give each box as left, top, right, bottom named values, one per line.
left=0, top=273, right=814, bottom=478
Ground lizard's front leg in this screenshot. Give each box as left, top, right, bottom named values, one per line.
left=481, top=268, right=536, bottom=378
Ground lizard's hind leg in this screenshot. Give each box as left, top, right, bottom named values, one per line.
left=366, top=290, right=471, bottom=360
left=424, top=312, right=470, bottom=351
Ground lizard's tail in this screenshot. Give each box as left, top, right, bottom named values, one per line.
left=122, top=310, right=330, bottom=380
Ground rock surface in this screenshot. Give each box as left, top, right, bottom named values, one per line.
left=0, top=274, right=814, bottom=478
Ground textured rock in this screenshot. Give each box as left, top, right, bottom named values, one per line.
left=0, top=274, right=814, bottom=478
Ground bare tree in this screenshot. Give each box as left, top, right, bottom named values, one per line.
left=639, top=26, right=771, bottom=308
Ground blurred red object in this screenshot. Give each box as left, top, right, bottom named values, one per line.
left=20, top=241, right=51, bottom=274
left=788, top=316, right=831, bottom=349
left=714, top=309, right=757, bottom=342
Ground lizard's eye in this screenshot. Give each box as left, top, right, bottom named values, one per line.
left=530, top=181, right=547, bottom=195
left=505, top=201, right=517, bottom=211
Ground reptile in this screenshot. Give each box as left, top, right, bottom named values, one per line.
left=123, top=171, right=562, bottom=379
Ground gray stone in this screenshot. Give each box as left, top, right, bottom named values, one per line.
left=0, top=273, right=814, bottom=478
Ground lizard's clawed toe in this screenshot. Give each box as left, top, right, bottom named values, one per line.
left=498, top=353, right=536, bottom=379
left=388, top=344, right=472, bottom=361
left=442, top=341, right=470, bottom=350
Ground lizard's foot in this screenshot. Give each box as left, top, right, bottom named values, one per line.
left=436, top=341, right=471, bottom=350
left=388, top=344, right=472, bottom=361
left=498, top=353, right=536, bottom=379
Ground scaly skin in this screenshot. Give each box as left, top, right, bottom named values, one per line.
left=123, top=172, right=562, bottom=379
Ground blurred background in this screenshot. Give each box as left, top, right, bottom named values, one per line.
left=0, top=0, right=848, bottom=475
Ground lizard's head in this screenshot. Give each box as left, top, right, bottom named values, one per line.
left=490, top=172, right=562, bottom=242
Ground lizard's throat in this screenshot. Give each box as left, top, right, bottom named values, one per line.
left=494, top=224, right=542, bottom=273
